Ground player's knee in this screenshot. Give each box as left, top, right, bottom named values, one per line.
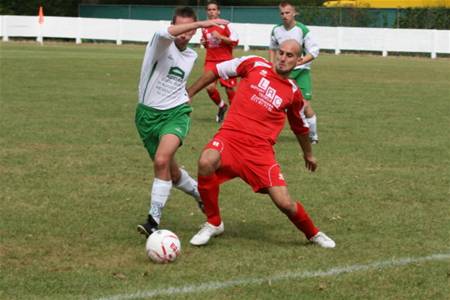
left=153, top=154, right=170, bottom=172
left=198, top=156, right=215, bottom=176
left=277, top=201, right=296, bottom=216
left=206, top=85, right=215, bottom=94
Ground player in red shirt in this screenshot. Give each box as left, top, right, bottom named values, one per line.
left=201, top=0, right=239, bottom=123
left=187, top=39, right=336, bottom=248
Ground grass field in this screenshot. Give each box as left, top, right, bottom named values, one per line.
left=1, top=41, right=449, bottom=300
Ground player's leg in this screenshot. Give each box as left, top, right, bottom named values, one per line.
left=220, top=77, right=237, bottom=105
left=136, top=104, right=195, bottom=237
left=291, top=69, right=318, bottom=144
left=190, top=148, right=225, bottom=246
left=225, top=86, right=235, bottom=105
left=206, top=81, right=228, bottom=123
left=137, top=133, right=180, bottom=237
left=206, top=80, right=222, bottom=106
left=205, top=62, right=228, bottom=123
left=171, top=159, right=204, bottom=212
left=267, top=186, right=335, bottom=248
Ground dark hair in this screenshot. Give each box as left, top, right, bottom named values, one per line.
left=172, top=6, right=197, bottom=24
left=279, top=1, right=295, bottom=8
left=206, top=0, right=220, bottom=10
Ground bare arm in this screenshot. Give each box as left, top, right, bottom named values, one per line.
left=211, top=31, right=236, bottom=46
left=295, top=134, right=317, bottom=172
left=269, top=49, right=276, bottom=64
left=297, top=53, right=314, bottom=66
left=168, top=19, right=229, bottom=37
left=187, top=70, right=219, bottom=99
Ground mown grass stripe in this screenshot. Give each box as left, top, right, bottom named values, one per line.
left=97, top=252, right=450, bottom=300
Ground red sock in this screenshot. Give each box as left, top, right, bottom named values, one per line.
left=198, top=174, right=221, bottom=226
left=207, top=88, right=222, bottom=106
left=226, top=88, right=235, bottom=105
left=288, top=202, right=319, bottom=239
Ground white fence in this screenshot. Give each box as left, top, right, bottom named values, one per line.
left=1, top=15, right=449, bottom=58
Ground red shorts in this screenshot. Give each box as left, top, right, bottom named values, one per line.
left=204, top=61, right=237, bottom=88
left=205, top=130, right=286, bottom=193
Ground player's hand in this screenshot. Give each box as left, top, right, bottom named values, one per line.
left=303, top=154, right=317, bottom=172
left=201, top=18, right=229, bottom=28
left=211, top=31, right=222, bottom=40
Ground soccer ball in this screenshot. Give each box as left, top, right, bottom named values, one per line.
left=145, top=229, right=181, bottom=263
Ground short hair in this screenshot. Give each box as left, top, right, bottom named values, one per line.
left=206, top=0, right=220, bottom=10
left=172, top=6, right=197, bottom=24
left=279, top=1, right=296, bottom=8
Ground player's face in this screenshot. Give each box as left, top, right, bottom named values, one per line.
left=275, top=42, right=300, bottom=76
left=173, top=16, right=197, bottom=50
left=207, top=4, right=220, bottom=19
left=279, top=4, right=296, bottom=27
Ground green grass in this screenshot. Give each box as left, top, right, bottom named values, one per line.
left=1, top=41, right=449, bottom=300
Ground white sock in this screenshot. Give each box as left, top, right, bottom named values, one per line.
left=174, top=168, right=200, bottom=201
left=149, top=178, right=172, bottom=224
left=219, top=100, right=225, bottom=108
left=306, top=115, right=318, bottom=139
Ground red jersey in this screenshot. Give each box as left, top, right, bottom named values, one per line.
left=202, top=24, right=238, bottom=62
left=213, top=56, right=309, bottom=145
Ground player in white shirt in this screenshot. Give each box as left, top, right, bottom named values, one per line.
left=269, top=1, right=320, bottom=144
left=135, top=7, right=229, bottom=237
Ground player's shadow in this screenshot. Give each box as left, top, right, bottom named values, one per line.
left=224, top=219, right=312, bottom=248
left=276, top=135, right=297, bottom=143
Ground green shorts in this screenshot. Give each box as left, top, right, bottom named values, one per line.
left=290, top=68, right=312, bottom=100
left=135, top=103, right=192, bottom=160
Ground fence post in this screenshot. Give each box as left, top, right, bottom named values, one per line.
left=243, top=23, right=250, bottom=51
left=36, top=23, right=43, bottom=44
left=335, top=27, right=341, bottom=55
left=2, top=16, right=9, bottom=42
left=76, top=17, right=82, bottom=44
left=431, top=29, right=437, bottom=59
left=117, top=19, right=123, bottom=45
left=382, top=28, right=388, bottom=57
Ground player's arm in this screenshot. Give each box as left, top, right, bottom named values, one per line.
left=297, top=32, right=319, bottom=66
left=287, top=91, right=317, bottom=172
left=269, top=49, right=277, bottom=64
left=268, top=27, right=278, bottom=63
left=187, top=70, right=219, bottom=99
left=211, top=25, right=239, bottom=47
left=188, top=57, right=247, bottom=99
left=295, top=134, right=316, bottom=172
left=168, top=19, right=229, bottom=37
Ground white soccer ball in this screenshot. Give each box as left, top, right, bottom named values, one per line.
left=145, top=229, right=181, bottom=263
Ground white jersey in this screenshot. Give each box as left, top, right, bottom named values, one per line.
left=270, top=22, right=319, bottom=70
left=138, top=28, right=197, bottom=110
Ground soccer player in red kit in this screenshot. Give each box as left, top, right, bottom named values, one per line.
left=201, top=0, right=239, bottom=123
left=187, top=39, right=336, bottom=248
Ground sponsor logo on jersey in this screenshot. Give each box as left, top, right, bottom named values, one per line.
left=258, top=77, right=270, bottom=90
left=252, top=77, right=283, bottom=109
left=168, top=67, right=185, bottom=80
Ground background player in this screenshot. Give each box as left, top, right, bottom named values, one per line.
left=201, top=0, right=239, bottom=123
left=269, top=1, right=320, bottom=144
left=187, top=39, right=336, bottom=248
left=135, top=7, right=228, bottom=237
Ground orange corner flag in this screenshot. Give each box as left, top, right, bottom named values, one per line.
left=38, top=6, right=44, bottom=24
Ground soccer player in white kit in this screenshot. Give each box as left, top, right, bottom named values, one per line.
left=135, top=7, right=229, bottom=237
left=269, top=1, right=320, bottom=144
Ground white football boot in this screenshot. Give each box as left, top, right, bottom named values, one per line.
left=310, top=231, right=336, bottom=248
left=190, top=222, right=224, bottom=246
